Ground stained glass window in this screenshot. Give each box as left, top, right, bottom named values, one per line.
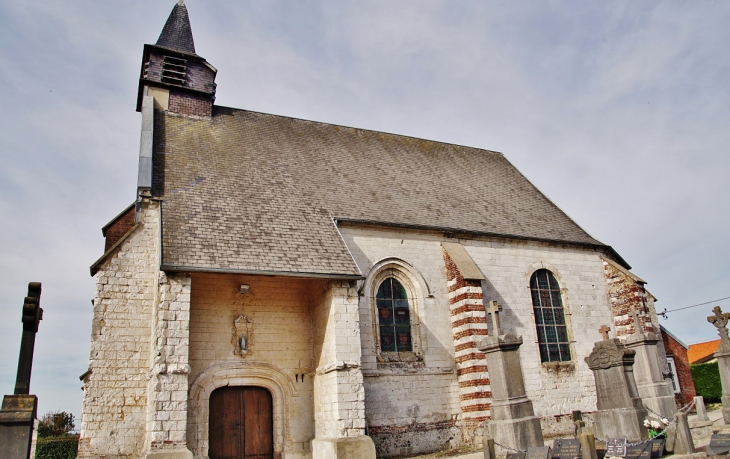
left=530, top=269, right=571, bottom=362
left=376, top=277, right=412, bottom=352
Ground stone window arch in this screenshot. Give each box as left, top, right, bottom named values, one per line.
left=369, top=261, right=423, bottom=363
left=530, top=268, right=571, bottom=363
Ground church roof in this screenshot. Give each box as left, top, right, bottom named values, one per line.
left=152, top=107, right=613, bottom=277
left=155, top=1, right=196, bottom=55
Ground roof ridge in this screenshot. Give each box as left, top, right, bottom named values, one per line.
left=212, top=105, right=506, bottom=157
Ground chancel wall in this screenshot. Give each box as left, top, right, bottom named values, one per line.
left=340, top=224, right=615, bottom=455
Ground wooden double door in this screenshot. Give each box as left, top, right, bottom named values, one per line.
left=209, top=386, right=274, bottom=459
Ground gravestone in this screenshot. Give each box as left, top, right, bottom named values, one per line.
left=625, top=442, right=652, bottom=459
left=650, top=438, right=665, bottom=457
left=706, top=433, right=730, bottom=456
left=527, top=446, right=552, bottom=459
left=605, top=438, right=627, bottom=457
left=478, top=301, right=544, bottom=455
left=672, top=412, right=695, bottom=455
left=552, top=438, right=581, bottom=459
left=708, top=305, right=730, bottom=424
left=623, top=307, right=676, bottom=420
left=693, top=396, right=709, bottom=422
left=585, top=333, right=648, bottom=442
left=0, top=283, right=43, bottom=459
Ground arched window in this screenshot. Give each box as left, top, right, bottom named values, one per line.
left=375, top=277, right=412, bottom=352
left=530, top=269, right=571, bottom=363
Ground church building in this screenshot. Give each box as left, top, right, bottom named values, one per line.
left=80, top=2, right=670, bottom=458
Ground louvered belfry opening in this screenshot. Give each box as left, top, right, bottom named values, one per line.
left=161, top=56, right=187, bottom=86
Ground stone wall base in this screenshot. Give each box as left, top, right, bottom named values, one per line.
left=489, top=415, right=543, bottom=455
left=311, top=436, right=376, bottom=459
left=594, top=408, right=647, bottom=442
left=144, top=448, right=193, bottom=459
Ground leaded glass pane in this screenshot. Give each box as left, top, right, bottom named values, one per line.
left=380, top=326, right=395, bottom=352
left=530, top=269, right=571, bottom=363
left=392, top=282, right=408, bottom=300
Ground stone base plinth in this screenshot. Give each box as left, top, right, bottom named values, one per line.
left=594, top=407, right=648, bottom=442
left=0, top=394, right=37, bottom=459
left=489, top=414, right=543, bottom=455
left=144, top=448, right=193, bottom=459
left=312, top=436, right=376, bottom=459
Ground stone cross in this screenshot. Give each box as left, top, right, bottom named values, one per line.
left=599, top=325, right=611, bottom=340
left=14, top=283, right=43, bottom=395
left=708, top=306, right=730, bottom=341
left=487, top=301, right=503, bottom=336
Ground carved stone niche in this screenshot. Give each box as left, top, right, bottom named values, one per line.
left=233, top=315, right=253, bottom=357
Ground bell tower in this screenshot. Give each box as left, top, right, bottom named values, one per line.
left=136, top=0, right=217, bottom=117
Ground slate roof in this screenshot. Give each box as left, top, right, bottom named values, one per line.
left=153, top=106, right=610, bottom=277
left=156, top=1, right=196, bottom=55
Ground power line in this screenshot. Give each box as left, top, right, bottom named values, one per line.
left=658, top=295, right=730, bottom=319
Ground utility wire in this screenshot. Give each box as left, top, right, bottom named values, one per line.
left=658, top=295, right=730, bottom=319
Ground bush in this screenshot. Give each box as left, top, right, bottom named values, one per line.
left=37, top=411, right=75, bottom=438
left=35, top=435, right=79, bottom=459
left=691, top=361, right=722, bottom=403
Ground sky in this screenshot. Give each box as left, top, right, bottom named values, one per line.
left=0, top=0, right=728, bottom=423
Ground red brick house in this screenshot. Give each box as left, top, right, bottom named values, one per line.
left=660, top=325, right=696, bottom=407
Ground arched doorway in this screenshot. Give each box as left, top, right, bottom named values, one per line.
left=209, top=386, right=274, bottom=459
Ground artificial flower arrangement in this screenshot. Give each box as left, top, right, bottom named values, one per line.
left=643, top=417, right=669, bottom=438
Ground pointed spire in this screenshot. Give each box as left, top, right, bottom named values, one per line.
left=156, top=1, right=196, bottom=54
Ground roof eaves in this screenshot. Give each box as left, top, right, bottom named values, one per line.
left=90, top=223, right=142, bottom=276
left=336, top=217, right=614, bottom=253
left=160, top=264, right=364, bottom=280
left=101, top=203, right=135, bottom=236
left=659, top=325, right=688, bottom=349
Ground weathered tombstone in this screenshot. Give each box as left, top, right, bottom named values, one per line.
left=693, top=395, right=709, bottom=422
left=605, top=438, right=627, bottom=457
left=506, top=453, right=527, bottom=459
left=708, top=305, right=730, bottom=424
left=650, top=438, right=665, bottom=458
left=528, top=446, right=552, bottom=459
left=478, top=301, right=544, bottom=455
left=585, top=331, right=648, bottom=442
left=672, top=412, right=695, bottom=455
left=706, top=432, right=730, bottom=456
left=625, top=442, right=652, bottom=459
left=0, top=283, right=43, bottom=459
left=623, top=307, right=676, bottom=420
left=552, top=438, right=581, bottom=459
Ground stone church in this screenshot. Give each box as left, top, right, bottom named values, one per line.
left=80, top=2, right=670, bottom=458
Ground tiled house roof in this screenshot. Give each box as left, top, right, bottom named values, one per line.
left=152, top=106, right=615, bottom=277
left=688, top=339, right=720, bottom=364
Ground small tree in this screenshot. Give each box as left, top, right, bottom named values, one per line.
left=37, top=410, right=75, bottom=438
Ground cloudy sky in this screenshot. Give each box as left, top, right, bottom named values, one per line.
left=0, top=0, right=728, bottom=422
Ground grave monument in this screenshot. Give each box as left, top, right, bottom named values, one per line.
left=708, top=305, right=730, bottom=424
left=478, top=301, right=544, bottom=455
left=585, top=325, right=648, bottom=442
left=0, top=283, right=43, bottom=459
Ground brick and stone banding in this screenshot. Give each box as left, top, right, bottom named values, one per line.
left=443, top=249, right=491, bottom=423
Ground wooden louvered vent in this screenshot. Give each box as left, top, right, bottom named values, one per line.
left=161, top=56, right=186, bottom=86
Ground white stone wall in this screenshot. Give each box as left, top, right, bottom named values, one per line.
left=339, top=224, right=614, bottom=444
left=79, top=202, right=160, bottom=458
